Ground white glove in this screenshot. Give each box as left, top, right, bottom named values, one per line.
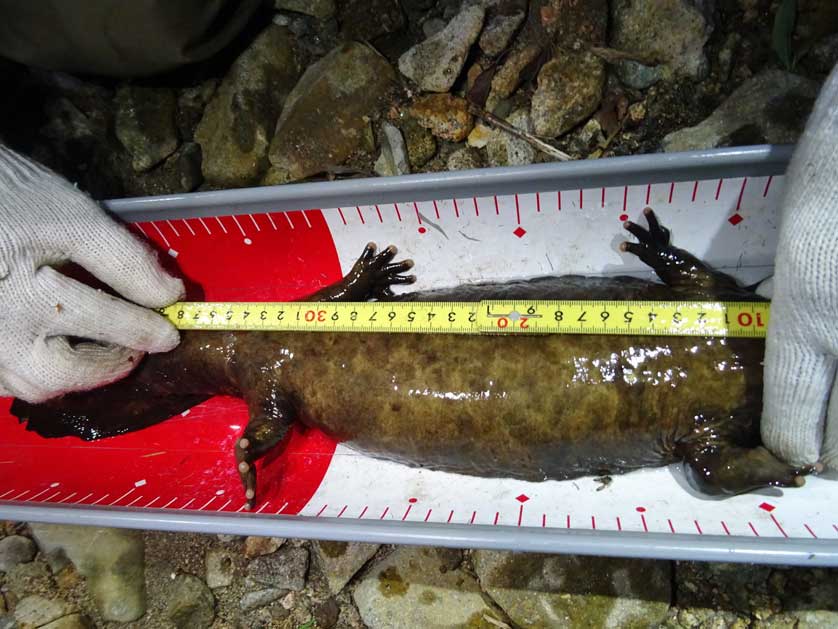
left=762, top=64, right=838, bottom=470
left=0, top=146, right=184, bottom=403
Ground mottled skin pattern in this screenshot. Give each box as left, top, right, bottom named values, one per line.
left=12, top=210, right=818, bottom=508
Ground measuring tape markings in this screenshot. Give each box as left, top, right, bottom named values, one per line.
left=162, top=300, right=771, bottom=338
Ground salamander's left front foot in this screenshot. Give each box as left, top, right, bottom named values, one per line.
left=338, top=243, right=416, bottom=300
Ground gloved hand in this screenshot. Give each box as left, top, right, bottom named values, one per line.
left=762, top=64, right=838, bottom=470
left=0, top=146, right=184, bottom=403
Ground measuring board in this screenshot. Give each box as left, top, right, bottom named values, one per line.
left=3, top=145, right=837, bottom=565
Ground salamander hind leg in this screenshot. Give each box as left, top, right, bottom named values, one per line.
left=678, top=429, right=822, bottom=495
left=236, top=389, right=295, bottom=510
left=304, top=243, right=416, bottom=302
left=620, top=207, right=746, bottom=298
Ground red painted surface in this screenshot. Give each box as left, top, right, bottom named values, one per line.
left=0, top=209, right=342, bottom=515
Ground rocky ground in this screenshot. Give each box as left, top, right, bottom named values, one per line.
left=1, top=0, right=838, bottom=627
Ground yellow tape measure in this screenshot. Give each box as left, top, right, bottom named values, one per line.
left=160, top=300, right=770, bottom=338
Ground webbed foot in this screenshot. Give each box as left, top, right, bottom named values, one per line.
left=349, top=243, right=417, bottom=299
left=620, top=208, right=745, bottom=298
left=305, top=243, right=416, bottom=302
left=682, top=443, right=823, bottom=495
left=235, top=411, right=292, bottom=510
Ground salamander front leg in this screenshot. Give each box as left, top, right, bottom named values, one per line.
left=236, top=395, right=294, bottom=510
left=620, top=208, right=743, bottom=298
left=304, top=243, right=416, bottom=302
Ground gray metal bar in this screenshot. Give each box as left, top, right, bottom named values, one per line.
left=1, top=502, right=833, bottom=566
left=103, top=145, right=794, bottom=222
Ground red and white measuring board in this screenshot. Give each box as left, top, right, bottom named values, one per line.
left=3, top=173, right=833, bottom=540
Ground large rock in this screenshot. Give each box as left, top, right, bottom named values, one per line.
left=244, top=536, right=285, bottom=559
left=166, top=574, right=215, bottom=629
left=353, top=547, right=503, bottom=629
left=398, top=6, right=485, bottom=92
left=39, top=616, right=92, bottom=629
left=268, top=42, right=396, bottom=181
left=275, top=0, right=335, bottom=19
left=473, top=551, right=671, bottom=628
left=195, top=24, right=300, bottom=187
left=531, top=51, right=605, bottom=138
left=662, top=69, right=820, bottom=152
left=337, top=0, right=405, bottom=42
left=313, top=541, right=379, bottom=595
left=246, top=547, right=309, bottom=591
left=114, top=86, right=179, bottom=172
left=13, top=596, right=74, bottom=629
left=611, top=0, right=714, bottom=79
left=0, top=536, right=36, bottom=573
left=28, top=524, right=145, bottom=623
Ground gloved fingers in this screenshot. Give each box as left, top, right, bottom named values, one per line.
left=37, top=266, right=180, bottom=353
left=24, top=337, right=141, bottom=403
left=762, top=315, right=835, bottom=466
left=64, top=209, right=184, bottom=308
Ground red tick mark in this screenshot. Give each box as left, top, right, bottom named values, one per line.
left=721, top=521, right=731, bottom=535
left=447, top=510, right=454, bottom=524
left=337, top=505, right=347, bottom=518
left=358, top=506, right=368, bottom=519
left=668, top=519, right=675, bottom=533
left=694, top=520, right=703, bottom=535
left=770, top=514, right=788, bottom=538
left=622, top=185, right=628, bottom=212
left=804, top=523, right=817, bottom=538
left=715, top=178, right=724, bottom=200
left=616, top=517, right=622, bottom=531
left=748, top=522, right=760, bottom=537
left=374, top=205, right=383, bottom=223
left=591, top=515, right=596, bottom=530
left=601, top=187, right=606, bottom=207
left=542, top=514, right=546, bottom=528
left=452, top=199, right=460, bottom=218
left=473, top=197, right=480, bottom=216
left=316, top=504, right=328, bottom=517
left=424, top=509, right=433, bottom=522
left=763, top=175, right=774, bottom=197
left=668, top=182, right=675, bottom=203
left=336, top=207, right=347, bottom=226
left=393, top=203, right=402, bottom=221
left=579, top=189, right=583, bottom=208
left=469, top=510, right=477, bottom=524
left=432, top=200, right=441, bottom=219
left=557, top=190, right=562, bottom=211
left=413, top=201, right=422, bottom=224
left=536, top=192, right=541, bottom=212
left=493, top=195, right=500, bottom=215
left=736, top=178, right=748, bottom=211
left=645, top=183, right=651, bottom=205
left=692, top=181, right=699, bottom=202
left=355, top=206, right=365, bottom=224
left=515, top=194, right=521, bottom=224
left=379, top=506, right=389, bottom=519
left=493, top=512, right=499, bottom=525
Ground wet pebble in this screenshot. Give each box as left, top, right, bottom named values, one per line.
left=205, top=548, right=236, bottom=589
left=487, top=108, right=535, bottom=167
left=374, top=123, right=410, bottom=177
left=408, top=94, right=473, bottom=142
left=244, top=536, right=285, bottom=559
left=0, top=536, right=36, bottom=573
left=240, top=588, right=285, bottom=612
left=446, top=146, right=484, bottom=171
left=166, top=574, right=215, bottom=629
left=247, top=547, right=309, bottom=591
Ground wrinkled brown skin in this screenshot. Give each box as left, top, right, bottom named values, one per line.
left=12, top=210, right=818, bottom=508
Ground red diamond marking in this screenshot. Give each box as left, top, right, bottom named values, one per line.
left=759, top=502, right=775, bottom=512
left=516, top=494, right=530, bottom=503
left=728, top=213, right=744, bottom=226
left=636, top=506, right=646, bottom=513
left=513, top=226, right=526, bottom=238
left=408, top=497, right=417, bottom=503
